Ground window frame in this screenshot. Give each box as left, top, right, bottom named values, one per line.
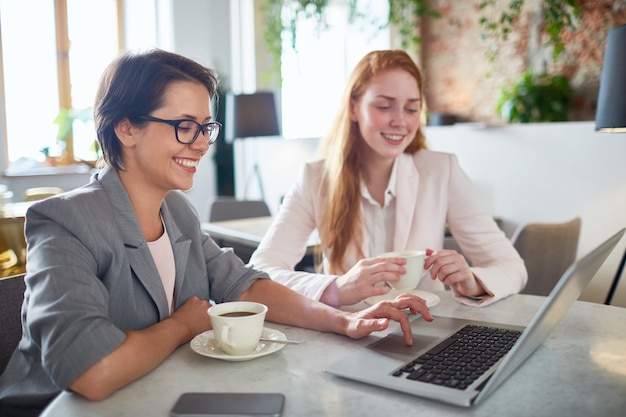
left=53, top=0, right=125, bottom=163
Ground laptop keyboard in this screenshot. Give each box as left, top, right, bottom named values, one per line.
left=392, top=324, right=521, bottom=390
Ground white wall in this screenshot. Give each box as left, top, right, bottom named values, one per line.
left=426, top=122, right=626, bottom=307
left=233, top=136, right=320, bottom=211
left=169, top=0, right=233, bottom=215
left=233, top=122, right=626, bottom=307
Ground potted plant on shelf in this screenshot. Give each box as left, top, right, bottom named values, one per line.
left=496, top=71, right=573, bottom=123
left=53, top=106, right=93, bottom=165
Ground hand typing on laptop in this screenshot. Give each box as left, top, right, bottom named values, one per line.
left=344, top=292, right=433, bottom=345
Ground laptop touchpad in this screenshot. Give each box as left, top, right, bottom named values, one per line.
left=366, top=316, right=470, bottom=361
left=367, top=332, right=439, bottom=361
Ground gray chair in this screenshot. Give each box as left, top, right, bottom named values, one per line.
left=206, top=197, right=271, bottom=263
left=207, top=197, right=271, bottom=223
left=0, top=273, right=26, bottom=374
left=511, top=217, right=581, bottom=296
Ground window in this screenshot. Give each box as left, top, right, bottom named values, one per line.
left=0, top=0, right=165, bottom=168
left=0, top=0, right=121, bottom=165
left=1, top=0, right=61, bottom=165
left=280, top=1, right=390, bottom=139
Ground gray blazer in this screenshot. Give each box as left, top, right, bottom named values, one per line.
left=0, top=166, right=266, bottom=416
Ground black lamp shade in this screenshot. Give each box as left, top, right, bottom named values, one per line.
left=225, top=92, right=280, bottom=141
left=596, top=24, right=626, bottom=132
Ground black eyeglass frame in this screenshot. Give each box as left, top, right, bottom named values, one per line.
left=137, top=115, right=221, bottom=145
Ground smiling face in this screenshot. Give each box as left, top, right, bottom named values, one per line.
left=350, top=68, right=421, bottom=164
left=120, top=80, right=212, bottom=197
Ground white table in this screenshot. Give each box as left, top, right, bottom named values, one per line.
left=201, top=217, right=276, bottom=248
left=41, top=291, right=626, bottom=417
left=201, top=217, right=319, bottom=267
left=202, top=217, right=319, bottom=252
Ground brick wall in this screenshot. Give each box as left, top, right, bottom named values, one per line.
left=418, top=0, right=626, bottom=123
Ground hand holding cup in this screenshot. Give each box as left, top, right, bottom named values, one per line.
left=379, top=250, right=428, bottom=290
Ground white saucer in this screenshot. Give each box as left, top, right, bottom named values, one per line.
left=363, top=289, right=440, bottom=307
left=190, top=327, right=287, bottom=362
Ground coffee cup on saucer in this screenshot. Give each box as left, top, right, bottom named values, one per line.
left=207, top=301, right=268, bottom=356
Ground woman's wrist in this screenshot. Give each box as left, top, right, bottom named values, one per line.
left=320, top=279, right=341, bottom=307
left=330, top=310, right=351, bottom=336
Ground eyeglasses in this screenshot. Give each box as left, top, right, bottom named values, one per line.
left=137, top=115, right=221, bottom=145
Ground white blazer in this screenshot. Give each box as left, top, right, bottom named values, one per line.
left=250, top=150, right=527, bottom=306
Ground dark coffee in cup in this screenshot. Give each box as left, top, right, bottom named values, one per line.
left=220, top=311, right=256, bottom=318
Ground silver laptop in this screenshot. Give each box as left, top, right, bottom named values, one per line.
left=326, top=228, right=625, bottom=407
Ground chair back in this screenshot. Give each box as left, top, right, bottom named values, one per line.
left=0, top=273, right=26, bottom=374
left=0, top=216, right=26, bottom=278
left=511, top=217, right=582, bottom=296
left=208, top=197, right=271, bottom=222
left=24, top=186, right=63, bottom=202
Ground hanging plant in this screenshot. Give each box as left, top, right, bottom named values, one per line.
left=262, top=0, right=329, bottom=85
left=261, top=0, right=440, bottom=85
left=392, top=0, right=440, bottom=47
left=478, top=0, right=581, bottom=61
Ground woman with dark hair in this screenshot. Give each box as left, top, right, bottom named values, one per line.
left=250, top=49, right=527, bottom=308
left=0, top=49, right=431, bottom=417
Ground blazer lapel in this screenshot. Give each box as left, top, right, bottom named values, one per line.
left=161, top=201, right=191, bottom=311
left=96, top=167, right=171, bottom=320
left=394, top=154, right=420, bottom=250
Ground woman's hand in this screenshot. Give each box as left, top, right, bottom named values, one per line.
left=424, top=249, right=486, bottom=298
left=321, top=256, right=407, bottom=306
left=343, top=292, right=433, bottom=345
left=168, top=296, right=214, bottom=342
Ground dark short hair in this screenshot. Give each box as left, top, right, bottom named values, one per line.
left=93, top=49, right=219, bottom=170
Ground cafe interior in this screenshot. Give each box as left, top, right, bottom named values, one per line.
left=1, top=1, right=625, bottom=415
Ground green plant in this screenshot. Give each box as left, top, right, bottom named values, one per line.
left=479, top=0, right=580, bottom=61
left=54, top=107, right=92, bottom=143
left=496, top=71, right=573, bottom=123
left=262, top=0, right=328, bottom=86
left=369, top=0, right=439, bottom=50
left=53, top=106, right=93, bottom=162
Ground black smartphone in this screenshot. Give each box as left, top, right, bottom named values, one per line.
left=169, top=392, right=285, bottom=417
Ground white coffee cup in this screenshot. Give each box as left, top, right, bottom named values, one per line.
left=207, top=301, right=268, bottom=356
left=379, top=250, right=428, bottom=290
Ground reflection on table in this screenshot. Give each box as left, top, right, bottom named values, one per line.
left=40, top=291, right=626, bottom=417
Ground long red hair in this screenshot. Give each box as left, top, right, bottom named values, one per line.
left=317, top=50, right=428, bottom=274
